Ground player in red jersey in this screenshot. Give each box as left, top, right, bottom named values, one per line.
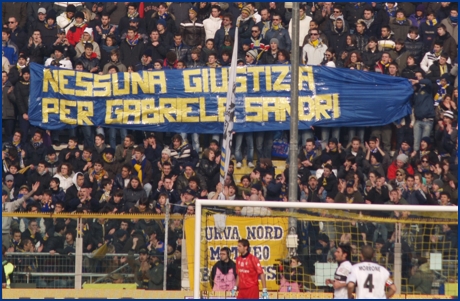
left=231, top=239, right=268, bottom=299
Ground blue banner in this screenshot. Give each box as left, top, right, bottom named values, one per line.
left=29, top=62, right=413, bottom=133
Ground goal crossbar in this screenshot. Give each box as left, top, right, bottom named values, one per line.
left=193, top=199, right=458, bottom=299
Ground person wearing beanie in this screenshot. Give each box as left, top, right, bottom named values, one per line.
left=264, top=12, right=292, bottom=52
left=260, top=37, right=281, bottom=65
left=66, top=10, right=88, bottom=46
left=387, top=153, right=415, bottom=180
left=408, top=5, right=427, bottom=28
left=135, top=49, right=154, bottom=71
left=236, top=4, right=255, bottom=41
left=74, top=27, right=101, bottom=61
left=367, top=151, right=386, bottom=178
left=440, top=5, right=458, bottom=44
left=435, top=109, right=457, bottom=156
left=179, top=6, right=205, bottom=48
left=245, top=49, right=258, bottom=66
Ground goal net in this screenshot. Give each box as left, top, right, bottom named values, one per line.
left=187, top=200, right=458, bottom=299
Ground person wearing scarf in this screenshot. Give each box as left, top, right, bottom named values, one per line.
left=87, top=160, right=109, bottom=191
left=66, top=11, right=87, bottom=46
left=390, top=10, right=412, bottom=41
left=210, top=247, right=237, bottom=291
left=264, top=12, right=292, bottom=52
left=102, top=148, right=119, bottom=178
left=235, top=5, right=255, bottom=42
left=131, top=147, right=153, bottom=197
left=384, top=2, right=398, bottom=18
left=375, top=52, right=391, bottom=74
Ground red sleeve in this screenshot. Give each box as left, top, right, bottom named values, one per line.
left=406, top=165, right=415, bottom=175
left=66, top=30, right=76, bottom=46
left=251, top=255, right=264, bottom=275
left=387, top=164, right=397, bottom=180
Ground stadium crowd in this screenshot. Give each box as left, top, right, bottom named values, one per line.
left=1, top=1, right=458, bottom=292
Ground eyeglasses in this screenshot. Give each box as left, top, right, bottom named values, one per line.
left=8, top=21, right=15, bottom=24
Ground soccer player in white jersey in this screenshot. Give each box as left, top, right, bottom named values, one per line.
left=326, top=243, right=353, bottom=299
left=347, top=245, right=397, bottom=299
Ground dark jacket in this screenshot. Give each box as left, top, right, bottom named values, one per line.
left=427, top=61, right=452, bottom=84
left=144, top=42, right=168, bottom=62
left=334, top=191, right=364, bottom=204
left=435, top=33, right=457, bottom=61
left=405, top=35, right=424, bottom=63
left=210, top=259, right=237, bottom=289
left=213, top=26, right=236, bottom=51
left=197, top=157, right=219, bottom=189
left=326, top=23, right=349, bottom=56
left=23, top=140, right=46, bottom=167
left=31, top=23, right=56, bottom=48
left=362, top=48, right=381, bottom=68
left=237, top=17, right=255, bottom=40
left=77, top=53, right=100, bottom=73
left=169, top=42, right=190, bottom=62
left=390, top=18, right=412, bottom=41
left=401, top=64, right=424, bottom=79
left=412, top=79, right=435, bottom=120
left=119, top=37, right=145, bottom=68
left=123, top=186, right=147, bottom=210
left=131, top=156, right=153, bottom=186
left=26, top=43, right=47, bottom=64
left=118, top=16, right=147, bottom=37
left=27, top=170, right=51, bottom=196
left=2, top=80, right=16, bottom=120
left=419, top=21, right=437, bottom=52
left=179, top=18, right=205, bottom=48
left=13, top=78, right=30, bottom=116
left=10, top=28, right=28, bottom=52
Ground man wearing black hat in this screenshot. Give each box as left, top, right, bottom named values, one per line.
left=335, top=180, right=364, bottom=204
left=173, top=188, right=196, bottom=214
left=66, top=10, right=88, bottom=47
left=44, top=44, right=73, bottom=69
left=56, top=5, right=76, bottom=35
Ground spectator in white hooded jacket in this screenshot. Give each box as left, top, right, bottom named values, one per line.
left=203, top=5, right=222, bottom=41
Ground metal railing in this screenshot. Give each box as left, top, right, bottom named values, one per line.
left=5, top=252, right=137, bottom=288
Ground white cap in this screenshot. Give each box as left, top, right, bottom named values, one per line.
left=83, top=27, right=93, bottom=36
left=38, top=8, right=47, bottom=14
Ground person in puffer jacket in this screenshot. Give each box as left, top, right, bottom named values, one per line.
left=179, top=6, right=205, bottom=48
left=66, top=11, right=88, bottom=46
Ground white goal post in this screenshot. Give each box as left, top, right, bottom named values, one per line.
left=193, top=199, right=458, bottom=299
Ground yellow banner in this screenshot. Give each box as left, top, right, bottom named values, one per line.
left=184, top=215, right=289, bottom=292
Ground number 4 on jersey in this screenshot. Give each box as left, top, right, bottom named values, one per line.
left=364, top=274, right=374, bottom=292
